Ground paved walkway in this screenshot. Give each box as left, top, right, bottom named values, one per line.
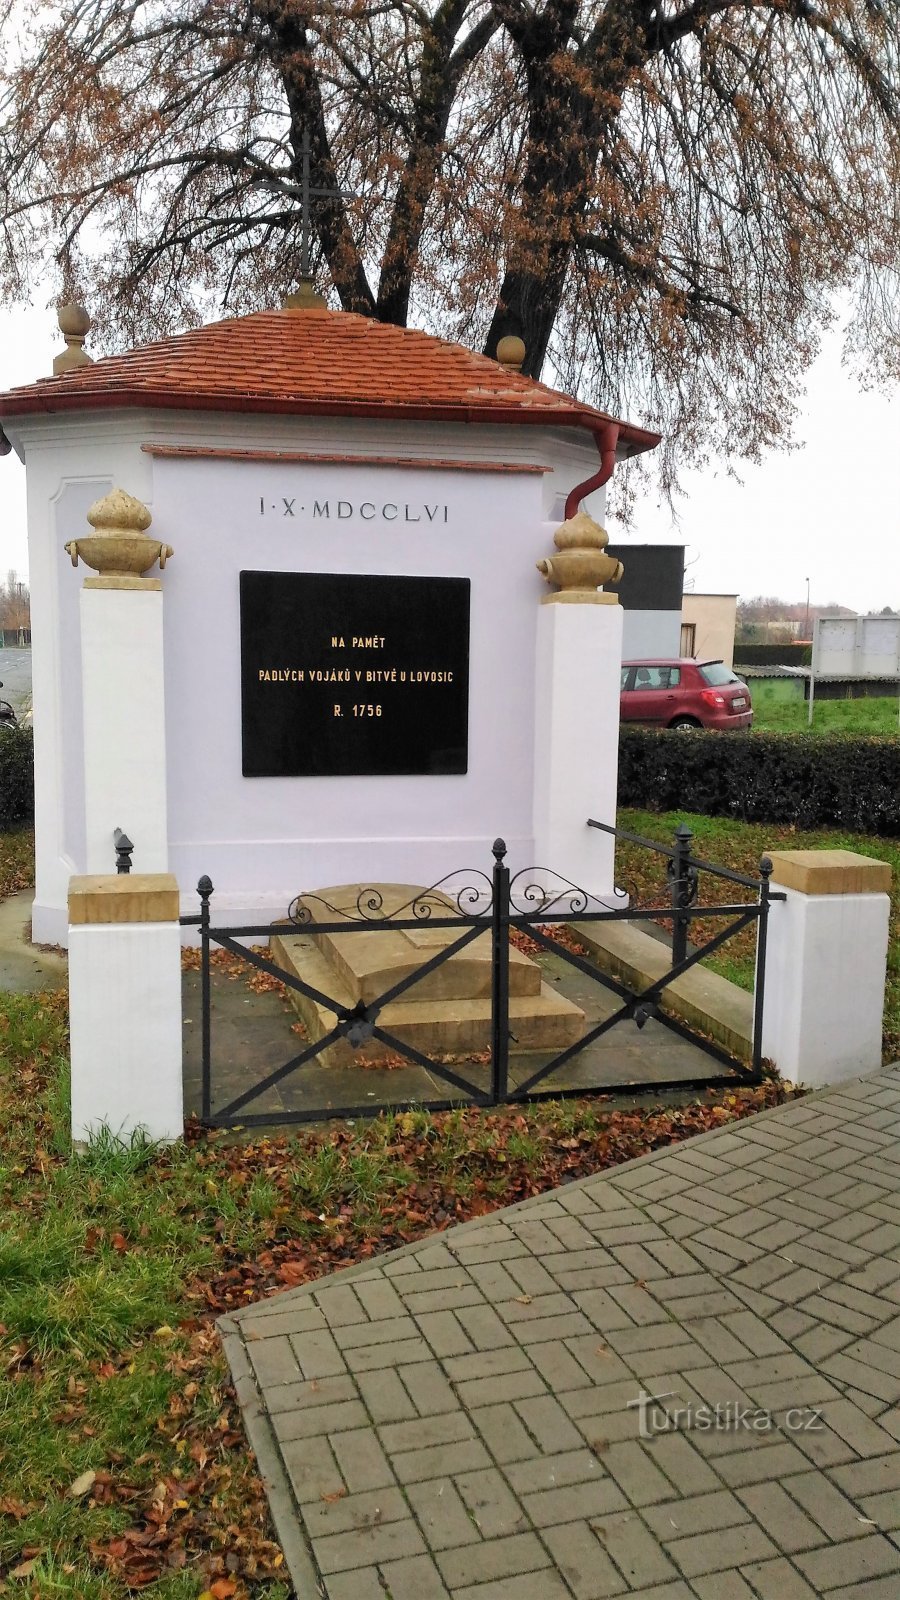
left=224, top=1067, right=900, bottom=1600
left=0, top=890, right=67, bottom=992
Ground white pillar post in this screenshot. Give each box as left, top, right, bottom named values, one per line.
left=759, top=850, right=891, bottom=1087
left=66, top=488, right=173, bottom=874
left=68, top=874, right=183, bottom=1144
left=532, top=512, right=624, bottom=899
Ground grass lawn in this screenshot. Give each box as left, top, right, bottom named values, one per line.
left=750, top=690, right=900, bottom=736
left=0, top=822, right=795, bottom=1597
left=617, top=807, right=900, bottom=1063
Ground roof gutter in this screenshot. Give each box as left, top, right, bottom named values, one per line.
left=564, top=420, right=620, bottom=519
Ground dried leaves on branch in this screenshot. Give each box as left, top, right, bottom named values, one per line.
left=1, top=0, right=899, bottom=483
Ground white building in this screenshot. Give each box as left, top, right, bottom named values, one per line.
left=0, top=304, right=659, bottom=945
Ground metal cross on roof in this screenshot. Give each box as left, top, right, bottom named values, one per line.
left=297, top=125, right=353, bottom=280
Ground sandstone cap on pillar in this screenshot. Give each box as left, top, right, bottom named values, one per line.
left=65, top=488, right=174, bottom=589
left=536, top=511, right=623, bottom=604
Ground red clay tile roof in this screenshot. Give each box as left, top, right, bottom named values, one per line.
left=0, top=308, right=659, bottom=454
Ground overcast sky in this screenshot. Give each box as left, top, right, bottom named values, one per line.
left=0, top=300, right=897, bottom=611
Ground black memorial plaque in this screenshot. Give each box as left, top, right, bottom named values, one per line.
left=240, top=571, right=470, bottom=777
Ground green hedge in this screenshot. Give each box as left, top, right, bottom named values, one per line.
left=0, top=724, right=34, bottom=829
left=618, top=728, right=900, bottom=836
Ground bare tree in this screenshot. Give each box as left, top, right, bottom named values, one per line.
left=1, top=0, right=898, bottom=488
left=0, top=571, right=30, bottom=632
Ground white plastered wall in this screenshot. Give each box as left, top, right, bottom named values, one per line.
left=8, top=408, right=611, bottom=943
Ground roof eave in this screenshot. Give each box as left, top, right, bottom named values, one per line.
left=0, top=387, right=661, bottom=457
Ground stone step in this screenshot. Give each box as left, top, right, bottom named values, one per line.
left=573, top=918, right=753, bottom=1062
left=271, top=930, right=585, bottom=1069
left=291, top=884, right=541, bottom=1002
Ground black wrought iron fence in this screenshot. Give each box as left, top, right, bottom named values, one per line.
left=164, top=819, right=784, bottom=1128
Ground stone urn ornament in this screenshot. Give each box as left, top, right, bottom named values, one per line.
left=536, top=510, right=623, bottom=599
left=65, top=488, right=173, bottom=579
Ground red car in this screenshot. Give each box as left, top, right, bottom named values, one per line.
left=620, top=658, right=753, bottom=730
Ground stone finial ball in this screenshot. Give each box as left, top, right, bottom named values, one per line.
left=57, top=302, right=91, bottom=338
left=86, top=487, right=153, bottom=534
left=496, top=335, right=526, bottom=370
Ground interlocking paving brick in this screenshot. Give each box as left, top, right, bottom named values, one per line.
left=355, top=1367, right=418, bottom=1424
left=271, top=1397, right=367, bottom=1441
left=443, top=1344, right=532, bottom=1382
left=435, top=1530, right=550, bottom=1587
left=506, top=1256, right=564, bottom=1298
left=379, top=1552, right=452, bottom=1599
left=538, top=1519, right=627, bottom=1598
left=590, top=1508, right=677, bottom=1586
left=301, top=1485, right=408, bottom=1538
left=247, top=1334, right=302, bottom=1387
left=265, top=1373, right=356, bottom=1414
left=737, top=1555, right=819, bottom=1599
left=470, top=1402, right=540, bottom=1463
left=735, top=1481, right=827, bottom=1553
left=689, top=1574, right=756, bottom=1600
left=455, top=1303, right=517, bottom=1350
left=643, top=1488, right=749, bottom=1539
left=498, top=1292, right=579, bottom=1324
left=323, top=1569, right=385, bottom=1600
left=711, top=1439, right=810, bottom=1486
left=514, top=1394, right=585, bottom=1454
left=346, top=1335, right=432, bottom=1370
left=312, top=1516, right=427, bottom=1573
left=455, top=1465, right=528, bottom=1537
left=413, top=1310, right=474, bottom=1358
left=240, top=1305, right=325, bottom=1339
left=683, top=1316, right=753, bottom=1364
left=793, top=1532, right=900, bottom=1590
left=398, top=1359, right=457, bottom=1416
left=455, top=1368, right=547, bottom=1407
left=226, top=1066, right=900, bottom=1600
left=279, top=1433, right=345, bottom=1502
left=466, top=1260, right=522, bottom=1301
left=820, top=1398, right=900, bottom=1457
left=520, top=1476, right=627, bottom=1527
left=526, top=1339, right=594, bottom=1393
left=665, top=1519, right=778, bottom=1576
left=313, top=1283, right=368, bottom=1327
left=781, top=1471, right=873, bottom=1539
left=600, top=1441, right=676, bottom=1506
left=505, top=1448, right=606, bottom=1494
left=332, top=1314, right=419, bottom=1350
left=393, top=1438, right=491, bottom=1482
left=405, top=1476, right=481, bottom=1549
left=640, top=1433, right=722, bottom=1497
left=329, top=1426, right=395, bottom=1492
left=378, top=1413, right=473, bottom=1454
left=453, top=1573, right=574, bottom=1600
left=831, top=1450, right=900, bottom=1497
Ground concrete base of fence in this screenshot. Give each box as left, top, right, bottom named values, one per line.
left=760, top=850, right=891, bottom=1087
left=68, top=873, right=183, bottom=1145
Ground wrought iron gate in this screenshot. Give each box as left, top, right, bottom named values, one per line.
left=179, top=822, right=783, bottom=1127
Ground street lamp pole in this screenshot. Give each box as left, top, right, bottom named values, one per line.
left=804, top=577, right=810, bottom=640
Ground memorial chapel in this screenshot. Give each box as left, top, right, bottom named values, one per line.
left=0, top=296, right=659, bottom=945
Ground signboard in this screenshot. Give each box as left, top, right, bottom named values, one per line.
left=240, top=571, right=470, bottom=777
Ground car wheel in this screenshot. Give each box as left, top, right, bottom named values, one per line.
left=669, top=717, right=701, bottom=730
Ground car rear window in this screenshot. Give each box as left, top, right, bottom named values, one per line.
left=699, top=662, right=741, bottom=687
